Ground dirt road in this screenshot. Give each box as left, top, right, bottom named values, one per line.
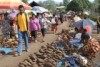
left=0, top=21, right=69, bottom=67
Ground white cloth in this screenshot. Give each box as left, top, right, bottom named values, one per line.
left=75, top=33, right=82, bottom=40
left=74, top=15, right=81, bottom=22
left=73, top=53, right=88, bottom=66
left=51, top=18, right=56, bottom=24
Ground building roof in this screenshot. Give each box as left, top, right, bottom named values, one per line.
left=29, top=1, right=39, bottom=7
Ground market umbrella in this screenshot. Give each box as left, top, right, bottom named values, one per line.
left=32, top=6, right=48, bottom=13
left=8, top=12, right=18, bottom=18
left=20, top=2, right=32, bottom=10
left=0, top=0, right=31, bottom=10
left=73, top=19, right=96, bottom=28
left=73, top=19, right=96, bottom=34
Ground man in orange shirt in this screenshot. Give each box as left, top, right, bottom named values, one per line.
left=15, top=5, right=29, bottom=56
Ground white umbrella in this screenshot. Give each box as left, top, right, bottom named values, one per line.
left=32, top=6, right=48, bottom=13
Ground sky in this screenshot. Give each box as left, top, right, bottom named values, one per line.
left=28, top=0, right=95, bottom=3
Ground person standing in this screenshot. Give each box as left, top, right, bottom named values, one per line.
left=97, top=16, right=100, bottom=34
left=40, top=13, right=50, bottom=42
left=15, top=5, right=29, bottom=56
left=60, top=13, right=63, bottom=23
left=10, top=17, right=18, bottom=38
left=30, top=12, right=41, bottom=43
left=1, top=13, right=11, bottom=39
left=51, top=14, right=57, bottom=34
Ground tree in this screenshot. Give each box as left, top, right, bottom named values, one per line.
left=67, top=1, right=83, bottom=11
left=22, top=0, right=28, bottom=4
left=90, top=0, right=100, bottom=15
left=73, top=0, right=91, bottom=10
left=38, top=1, right=43, bottom=6
left=38, top=0, right=56, bottom=11
left=94, top=0, right=100, bottom=12
left=97, top=5, right=100, bottom=12
left=63, top=0, right=70, bottom=6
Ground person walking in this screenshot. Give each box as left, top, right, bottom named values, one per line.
left=30, top=12, right=41, bottom=43
left=97, top=16, right=100, bottom=34
left=15, top=5, right=30, bottom=56
left=60, top=13, right=63, bottom=23
left=10, top=17, right=18, bottom=38
left=40, top=13, right=50, bottom=42
left=51, top=14, right=57, bottom=34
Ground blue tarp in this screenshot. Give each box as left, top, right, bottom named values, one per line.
left=69, top=39, right=83, bottom=49
left=57, top=43, right=65, bottom=49
left=0, top=47, right=13, bottom=54
left=57, top=56, right=78, bottom=67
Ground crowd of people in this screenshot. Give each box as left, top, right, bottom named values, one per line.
left=0, top=5, right=63, bottom=56
left=0, top=4, right=100, bottom=58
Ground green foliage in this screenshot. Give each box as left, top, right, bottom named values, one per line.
left=67, top=0, right=92, bottom=11
left=89, top=14, right=97, bottom=21
left=67, top=1, right=83, bottom=11
left=38, top=0, right=56, bottom=11
left=94, top=0, right=100, bottom=8
left=98, top=5, right=100, bottom=12
left=22, top=0, right=28, bottom=4
left=73, top=0, right=91, bottom=10
left=96, top=0, right=100, bottom=13
left=91, top=0, right=100, bottom=14
left=63, top=0, right=70, bottom=6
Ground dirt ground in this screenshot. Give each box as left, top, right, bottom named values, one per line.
left=0, top=21, right=100, bottom=67
left=0, top=21, right=69, bottom=67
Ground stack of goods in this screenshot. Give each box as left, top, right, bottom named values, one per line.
left=82, top=38, right=100, bottom=59
left=18, top=29, right=100, bottom=67
left=18, top=43, right=64, bottom=67
left=18, top=43, right=94, bottom=67
left=2, top=37, right=18, bottom=48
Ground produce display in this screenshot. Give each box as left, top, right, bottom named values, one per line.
left=1, top=37, right=18, bottom=48
left=17, top=29, right=100, bottom=67
left=18, top=43, right=95, bottom=67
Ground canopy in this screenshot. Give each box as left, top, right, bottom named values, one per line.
left=8, top=12, right=18, bottom=18
left=73, top=19, right=96, bottom=28
left=56, top=6, right=66, bottom=11
left=32, top=6, right=48, bottom=13
left=56, top=6, right=65, bottom=9
left=73, top=19, right=96, bottom=34
left=0, top=0, right=31, bottom=10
